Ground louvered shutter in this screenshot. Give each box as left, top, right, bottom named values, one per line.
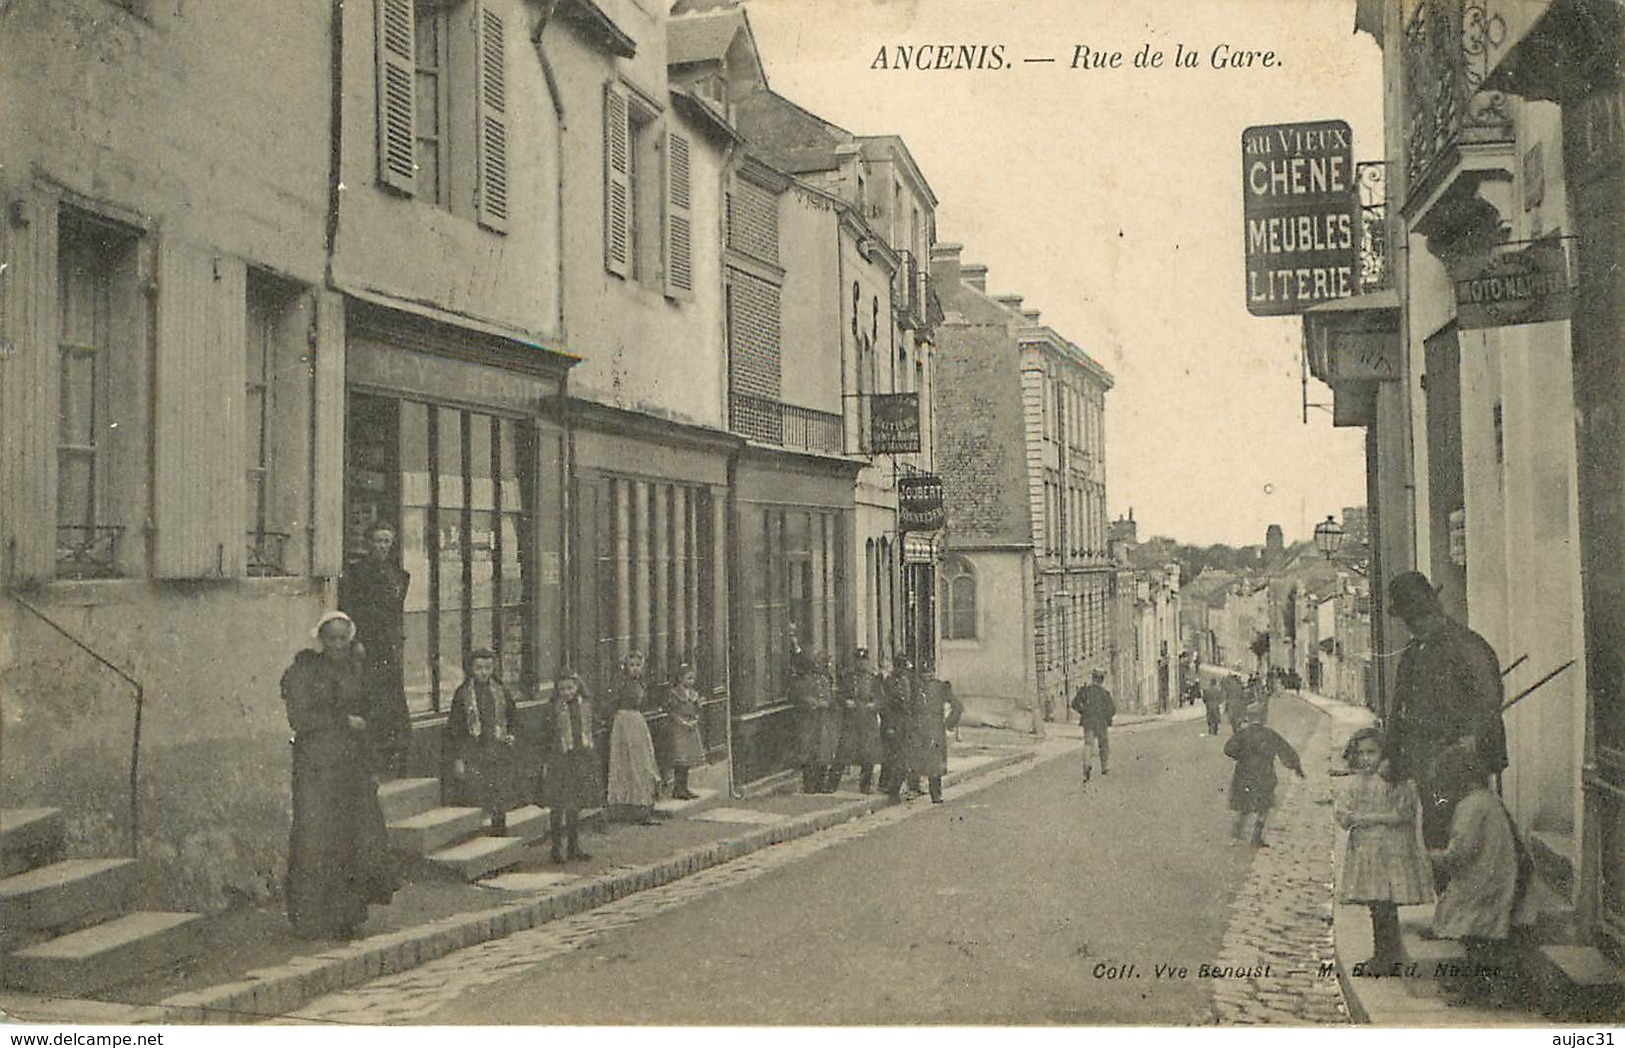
left=475, top=4, right=509, bottom=232
left=375, top=0, right=417, bottom=195
left=663, top=129, right=694, bottom=300
left=603, top=83, right=631, bottom=277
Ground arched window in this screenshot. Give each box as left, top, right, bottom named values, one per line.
left=941, top=555, right=977, bottom=641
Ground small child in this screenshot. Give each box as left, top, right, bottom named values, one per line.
left=1429, top=749, right=1531, bottom=1002
left=663, top=663, right=706, bottom=800
left=543, top=674, right=601, bottom=863
left=442, top=649, right=518, bottom=834
left=1335, top=727, right=1435, bottom=971
left=1223, top=710, right=1305, bottom=847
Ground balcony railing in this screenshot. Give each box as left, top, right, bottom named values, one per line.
left=247, top=530, right=292, bottom=577
left=56, top=524, right=123, bottom=579
left=729, top=392, right=843, bottom=455
left=1403, top=0, right=1514, bottom=196
left=894, top=249, right=925, bottom=328
left=1357, top=161, right=1392, bottom=292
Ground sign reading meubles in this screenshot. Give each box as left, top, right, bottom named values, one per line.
left=1242, top=120, right=1359, bottom=316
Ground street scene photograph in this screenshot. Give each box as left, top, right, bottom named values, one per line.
left=0, top=0, right=1622, bottom=1036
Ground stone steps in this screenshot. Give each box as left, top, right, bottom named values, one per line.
left=492, top=804, right=549, bottom=844
left=386, top=806, right=486, bottom=855
left=6, top=911, right=204, bottom=995
left=376, top=777, right=442, bottom=824
left=1528, top=945, right=1624, bottom=1021
left=0, top=808, right=66, bottom=878
left=0, top=858, right=136, bottom=933
left=422, top=834, right=530, bottom=881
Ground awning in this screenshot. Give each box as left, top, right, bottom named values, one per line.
left=1482, top=0, right=1623, bottom=102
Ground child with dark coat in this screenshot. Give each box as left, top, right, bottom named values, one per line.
left=1223, top=710, right=1304, bottom=847
left=441, top=649, right=519, bottom=834
left=542, top=674, right=602, bottom=863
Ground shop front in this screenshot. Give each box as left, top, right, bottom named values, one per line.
left=729, top=449, right=859, bottom=784
left=343, top=300, right=571, bottom=772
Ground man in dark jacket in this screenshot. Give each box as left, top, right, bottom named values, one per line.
left=1070, top=668, right=1116, bottom=782
left=1383, top=570, right=1507, bottom=850
left=339, top=522, right=412, bottom=775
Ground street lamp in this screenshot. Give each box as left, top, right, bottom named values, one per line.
left=1313, top=515, right=1346, bottom=560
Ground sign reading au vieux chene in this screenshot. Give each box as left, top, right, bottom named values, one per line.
left=1242, top=120, right=1359, bottom=316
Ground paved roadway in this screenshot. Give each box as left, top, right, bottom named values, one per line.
left=288, top=697, right=1345, bottom=1025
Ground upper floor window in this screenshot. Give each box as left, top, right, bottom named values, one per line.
left=605, top=83, right=694, bottom=298
left=375, top=0, right=509, bottom=231
left=942, top=555, right=977, bottom=641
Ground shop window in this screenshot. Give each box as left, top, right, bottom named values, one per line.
left=55, top=209, right=146, bottom=579
left=588, top=476, right=715, bottom=692
left=345, top=393, right=534, bottom=713
left=942, top=555, right=977, bottom=641
left=738, top=506, right=843, bottom=709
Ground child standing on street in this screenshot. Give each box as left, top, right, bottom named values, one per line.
left=1223, top=710, right=1305, bottom=847
left=663, top=663, right=706, bottom=800
left=1335, top=727, right=1435, bottom=971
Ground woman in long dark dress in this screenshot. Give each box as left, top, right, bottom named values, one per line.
left=281, top=611, right=398, bottom=940
left=543, top=674, right=602, bottom=863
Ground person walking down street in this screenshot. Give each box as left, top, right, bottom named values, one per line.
left=441, top=649, right=519, bottom=834
left=909, top=672, right=964, bottom=803
left=1070, top=668, right=1116, bottom=782
left=663, top=663, right=706, bottom=801
left=1223, top=709, right=1305, bottom=848
left=280, top=611, right=398, bottom=940
left=605, top=651, right=662, bottom=825
left=1223, top=675, right=1249, bottom=734
left=838, top=649, right=885, bottom=793
left=1335, top=727, right=1435, bottom=972
left=880, top=657, right=916, bottom=800
left=1202, top=680, right=1224, bottom=737
left=1384, top=570, right=1507, bottom=853
left=542, top=674, right=601, bottom=863
left=338, top=522, right=412, bottom=776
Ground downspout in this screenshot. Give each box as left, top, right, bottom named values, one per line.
left=718, top=138, right=741, bottom=798
left=530, top=2, right=571, bottom=672
left=530, top=0, right=566, bottom=340
left=317, top=0, right=344, bottom=587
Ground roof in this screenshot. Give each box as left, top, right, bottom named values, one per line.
left=667, top=10, right=740, bottom=65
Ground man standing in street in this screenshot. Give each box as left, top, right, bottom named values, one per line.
left=1070, top=668, right=1116, bottom=782
left=1383, top=571, right=1507, bottom=851
left=1202, top=679, right=1224, bottom=736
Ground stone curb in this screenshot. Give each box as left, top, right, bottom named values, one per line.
left=157, top=747, right=1038, bottom=1025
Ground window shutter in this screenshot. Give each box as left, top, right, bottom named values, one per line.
left=663, top=129, right=694, bottom=299
left=603, top=82, right=631, bottom=277
left=375, top=0, right=417, bottom=195
left=475, top=4, right=509, bottom=232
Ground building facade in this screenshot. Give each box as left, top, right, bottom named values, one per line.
left=1305, top=0, right=1622, bottom=961
left=930, top=244, right=1115, bottom=730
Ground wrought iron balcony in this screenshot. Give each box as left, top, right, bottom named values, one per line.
left=1403, top=0, right=1514, bottom=198
left=1357, top=161, right=1392, bottom=293
left=729, top=392, right=843, bottom=455
left=893, top=249, right=925, bottom=328
left=56, top=525, right=123, bottom=579
left=247, top=530, right=292, bottom=577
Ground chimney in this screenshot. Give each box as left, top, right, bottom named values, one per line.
left=994, top=293, right=1024, bottom=312
left=1021, top=308, right=1042, bottom=324
left=961, top=263, right=988, bottom=291
left=929, top=242, right=962, bottom=294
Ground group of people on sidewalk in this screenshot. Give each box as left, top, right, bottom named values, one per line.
left=794, top=636, right=964, bottom=804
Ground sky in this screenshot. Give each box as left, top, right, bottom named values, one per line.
left=742, top=0, right=1385, bottom=547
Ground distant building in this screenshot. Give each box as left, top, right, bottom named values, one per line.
left=929, top=244, right=1114, bottom=729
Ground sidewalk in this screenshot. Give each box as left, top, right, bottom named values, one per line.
left=0, top=726, right=1063, bottom=1026
left=1292, top=689, right=1549, bottom=1027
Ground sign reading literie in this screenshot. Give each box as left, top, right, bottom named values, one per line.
left=1242, top=120, right=1359, bottom=316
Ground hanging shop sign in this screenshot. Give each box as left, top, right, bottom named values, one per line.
left=897, top=474, right=945, bottom=533
left=1454, top=240, right=1572, bottom=329
left=869, top=392, right=922, bottom=454
left=902, top=532, right=938, bottom=564
left=1241, top=120, right=1360, bottom=316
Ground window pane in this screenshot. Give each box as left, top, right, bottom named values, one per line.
left=59, top=351, right=96, bottom=447
left=401, top=504, right=435, bottom=715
